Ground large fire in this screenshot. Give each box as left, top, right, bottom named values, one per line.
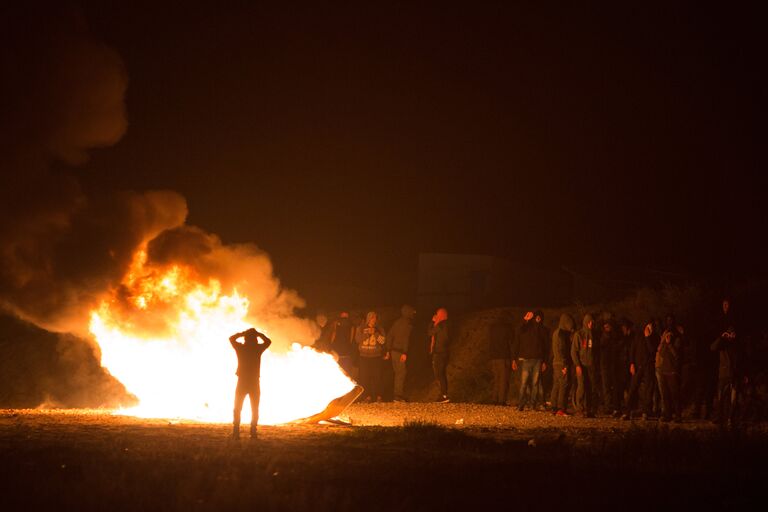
left=89, top=251, right=355, bottom=424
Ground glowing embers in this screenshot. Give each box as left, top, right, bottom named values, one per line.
left=90, top=252, right=355, bottom=425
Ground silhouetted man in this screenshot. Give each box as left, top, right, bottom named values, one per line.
left=512, top=311, right=547, bottom=411
left=229, top=328, right=272, bottom=439
left=571, top=314, right=597, bottom=417
left=386, top=304, right=416, bottom=402
left=429, top=308, right=450, bottom=403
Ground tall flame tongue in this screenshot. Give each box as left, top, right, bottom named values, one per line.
left=89, top=251, right=355, bottom=425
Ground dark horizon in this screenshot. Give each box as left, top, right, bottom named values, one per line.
left=4, top=3, right=764, bottom=311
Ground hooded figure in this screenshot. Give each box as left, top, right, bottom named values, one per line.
left=355, top=311, right=386, bottom=402
left=571, top=314, right=596, bottom=416
left=710, top=303, right=746, bottom=426
left=550, top=313, right=575, bottom=415
left=386, top=304, right=416, bottom=401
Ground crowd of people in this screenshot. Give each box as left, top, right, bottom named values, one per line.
left=489, top=297, right=763, bottom=426
left=311, top=297, right=764, bottom=427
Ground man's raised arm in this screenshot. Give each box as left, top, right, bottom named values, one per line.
left=256, top=332, right=272, bottom=349
left=229, top=331, right=243, bottom=347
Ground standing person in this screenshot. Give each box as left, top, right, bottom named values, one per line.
left=571, top=314, right=597, bottom=417
left=615, top=318, right=633, bottom=412
left=429, top=307, right=450, bottom=403
left=622, top=320, right=658, bottom=420
left=550, top=313, right=575, bottom=416
left=229, top=328, right=272, bottom=439
left=534, top=311, right=551, bottom=410
left=488, top=316, right=513, bottom=405
left=598, top=314, right=620, bottom=416
left=313, top=312, right=333, bottom=352
left=656, top=320, right=682, bottom=422
left=386, top=304, right=415, bottom=402
left=355, top=311, right=387, bottom=402
left=330, top=311, right=355, bottom=377
left=711, top=306, right=746, bottom=427
left=512, top=311, right=547, bottom=411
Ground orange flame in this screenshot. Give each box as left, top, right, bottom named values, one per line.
left=90, top=250, right=355, bottom=424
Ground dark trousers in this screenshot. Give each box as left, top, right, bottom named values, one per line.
left=550, top=362, right=570, bottom=410
left=390, top=350, right=407, bottom=399
left=625, top=365, right=654, bottom=415
left=717, top=380, right=739, bottom=424
left=575, top=365, right=596, bottom=415
left=599, top=355, right=619, bottom=411
left=432, top=352, right=449, bottom=397
left=656, top=370, right=681, bottom=420
left=490, top=359, right=510, bottom=404
left=680, top=363, right=698, bottom=411
left=359, top=356, right=383, bottom=399
left=234, top=379, right=260, bottom=430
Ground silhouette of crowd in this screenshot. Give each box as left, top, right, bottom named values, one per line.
left=313, top=297, right=766, bottom=426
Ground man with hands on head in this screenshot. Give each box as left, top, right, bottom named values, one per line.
left=229, top=328, right=272, bottom=439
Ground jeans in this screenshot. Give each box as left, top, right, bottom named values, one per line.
left=518, top=358, right=542, bottom=408
left=390, top=350, right=407, bottom=399
left=717, top=380, right=739, bottom=425
left=656, top=370, right=680, bottom=420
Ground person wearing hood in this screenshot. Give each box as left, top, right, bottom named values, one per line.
left=534, top=310, right=551, bottom=409
left=355, top=311, right=387, bottom=402
left=429, top=307, right=450, bottom=403
left=313, top=312, right=333, bottom=353
left=330, top=311, right=355, bottom=377
left=655, top=315, right=683, bottom=422
left=622, top=320, right=658, bottom=420
left=571, top=313, right=597, bottom=417
left=597, top=312, right=621, bottom=417
left=512, top=310, right=548, bottom=411
left=710, top=299, right=747, bottom=427
left=550, top=313, right=575, bottom=416
left=386, top=304, right=415, bottom=402
left=488, top=316, right=514, bottom=405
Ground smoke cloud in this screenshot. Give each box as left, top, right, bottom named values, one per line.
left=0, top=6, right=314, bottom=407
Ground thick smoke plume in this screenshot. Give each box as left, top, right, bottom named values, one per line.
left=0, top=6, right=314, bottom=407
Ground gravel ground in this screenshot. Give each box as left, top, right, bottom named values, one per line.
left=3, top=403, right=756, bottom=440
left=342, top=402, right=733, bottom=436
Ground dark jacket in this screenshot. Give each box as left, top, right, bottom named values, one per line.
left=513, top=320, right=546, bottom=360
left=551, top=314, right=575, bottom=365
left=629, top=331, right=658, bottom=369
left=489, top=321, right=513, bottom=360
left=429, top=320, right=450, bottom=354
left=655, top=331, right=681, bottom=374
left=330, top=317, right=354, bottom=357
left=571, top=314, right=596, bottom=367
left=386, top=305, right=415, bottom=354
left=232, top=340, right=271, bottom=382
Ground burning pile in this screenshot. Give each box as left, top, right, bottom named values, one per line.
left=0, top=7, right=357, bottom=423
left=89, top=250, right=356, bottom=424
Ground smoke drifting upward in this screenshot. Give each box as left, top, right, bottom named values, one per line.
left=0, top=4, right=159, bottom=332
left=0, top=6, right=315, bottom=407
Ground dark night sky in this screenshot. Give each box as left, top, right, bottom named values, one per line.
left=44, top=4, right=767, bottom=305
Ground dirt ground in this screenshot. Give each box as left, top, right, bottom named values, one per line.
left=1, top=406, right=766, bottom=511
